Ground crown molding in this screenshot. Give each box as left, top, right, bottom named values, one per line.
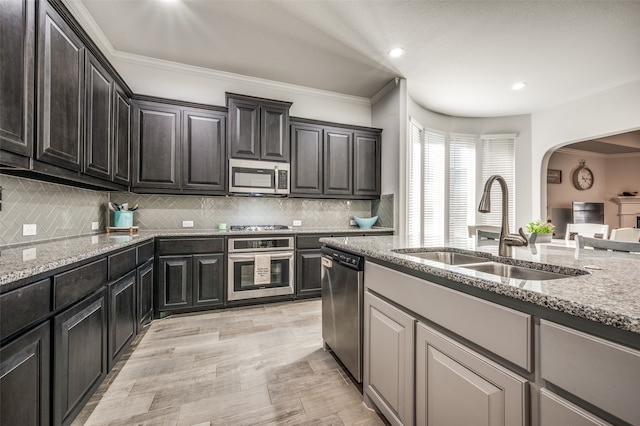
left=61, top=0, right=116, bottom=56
left=371, top=78, right=401, bottom=105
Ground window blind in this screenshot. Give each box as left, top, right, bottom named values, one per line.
left=449, top=134, right=477, bottom=246
left=480, top=137, right=516, bottom=231
left=423, top=129, right=445, bottom=246
left=408, top=119, right=423, bottom=243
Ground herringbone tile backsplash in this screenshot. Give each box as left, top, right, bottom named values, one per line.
left=110, top=193, right=375, bottom=230
left=0, top=175, right=108, bottom=247
left=0, top=175, right=394, bottom=246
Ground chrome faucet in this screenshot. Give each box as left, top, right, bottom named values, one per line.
left=478, top=175, right=528, bottom=257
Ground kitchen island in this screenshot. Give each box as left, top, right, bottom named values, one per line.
left=320, top=234, right=640, bottom=426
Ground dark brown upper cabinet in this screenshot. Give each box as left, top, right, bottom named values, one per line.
left=227, top=93, right=291, bottom=162
left=112, top=84, right=131, bottom=185
left=290, top=122, right=323, bottom=195
left=353, top=130, right=381, bottom=197
left=83, top=52, right=112, bottom=180
left=0, top=0, right=35, bottom=161
left=132, top=98, right=227, bottom=194
left=323, top=128, right=353, bottom=196
left=182, top=108, right=226, bottom=193
left=36, top=0, right=85, bottom=171
left=290, top=118, right=382, bottom=200
left=131, top=100, right=181, bottom=189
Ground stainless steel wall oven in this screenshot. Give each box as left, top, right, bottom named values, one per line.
left=227, top=236, right=294, bottom=301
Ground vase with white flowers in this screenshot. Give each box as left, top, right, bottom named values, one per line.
left=526, top=220, right=555, bottom=243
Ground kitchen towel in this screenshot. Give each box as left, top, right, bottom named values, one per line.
left=254, top=254, right=271, bottom=285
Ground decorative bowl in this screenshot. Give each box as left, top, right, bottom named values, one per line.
left=353, top=216, right=378, bottom=229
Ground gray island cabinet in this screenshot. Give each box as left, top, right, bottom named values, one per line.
left=321, top=235, right=640, bottom=426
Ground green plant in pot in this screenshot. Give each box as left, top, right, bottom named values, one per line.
left=526, top=220, right=555, bottom=243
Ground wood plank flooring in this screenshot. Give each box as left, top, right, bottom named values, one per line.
left=72, top=300, right=385, bottom=426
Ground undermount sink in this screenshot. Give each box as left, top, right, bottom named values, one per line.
left=403, top=251, right=492, bottom=265
left=461, top=262, right=571, bottom=281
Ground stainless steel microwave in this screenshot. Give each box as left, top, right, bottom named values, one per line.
left=228, top=159, right=290, bottom=195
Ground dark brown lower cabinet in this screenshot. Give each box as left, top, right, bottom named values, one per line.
left=193, top=254, right=224, bottom=307
left=137, top=259, right=154, bottom=332
left=295, top=249, right=322, bottom=299
left=0, top=321, right=51, bottom=426
left=157, top=253, right=224, bottom=314
left=158, top=255, right=192, bottom=311
left=54, top=289, right=107, bottom=426
left=108, top=271, right=136, bottom=369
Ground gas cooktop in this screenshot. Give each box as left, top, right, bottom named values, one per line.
left=229, top=225, right=290, bottom=232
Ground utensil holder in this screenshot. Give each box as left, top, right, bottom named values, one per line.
left=114, top=211, right=134, bottom=228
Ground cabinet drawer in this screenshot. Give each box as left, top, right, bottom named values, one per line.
left=297, top=235, right=326, bottom=249
left=540, top=320, right=640, bottom=425
left=365, top=262, right=532, bottom=371
left=137, top=241, right=154, bottom=264
left=540, top=389, right=611, bottom=426
left=156, top=238, right=224, bottom=255
left=54, top=258, right=108, bottom=309
left=108, top=247, right=136, bottom=281
left=0, top=279, right=51, bottom=339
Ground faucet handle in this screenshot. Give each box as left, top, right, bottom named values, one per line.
left=516, top=227, right=529, bottom=247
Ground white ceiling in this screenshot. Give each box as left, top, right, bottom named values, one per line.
left=78, top=0, right=640, bottom=118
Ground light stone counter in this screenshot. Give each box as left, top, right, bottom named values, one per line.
left=320, top=234, right=640, bottom=335
left=0, top=227, right=393, bottom=287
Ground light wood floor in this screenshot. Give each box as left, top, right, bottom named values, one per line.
left=72, top=299, right=385, bottom=426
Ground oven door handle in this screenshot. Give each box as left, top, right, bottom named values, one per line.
left=228, top=252, right=294, bottom=260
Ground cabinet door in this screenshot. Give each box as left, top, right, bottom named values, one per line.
left=295, top=249, right=322, bottom=298
left=192, top=254, right=224, bottom=308
left=108, top=271, right=136, bottom=369
left=290, top=123, right=323, bottom=195
left=182, top=108, right=226, bottom=192
left=132, top=101, right=181, bottom=189
left=0, top=0, right=35, bottom=157
left=364, top=291, right=415, bottom=426
left=353, top=131, right=380, bottom=197
left=137, top=260, right=154, bottom=331
left=228, top=97, right=260, bottom=160
left=261, top=103, right=290, bottom=162
left=112, top=84, right=130, bottom=185
left=0, top=321, right=50, bottom=426
left=416, top=322, right=527, bottom=426
left=37, top=1, right=85, bottom=171
left=84, top=52, right=112, bottom=180
left=54, top=289, right=107, bottom=426
left=158, top=255, right=192, bottom=311
left=323, top=128, right=353, bottom=195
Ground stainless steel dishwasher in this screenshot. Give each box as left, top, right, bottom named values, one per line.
left=321, top=246, right=364, bottom=383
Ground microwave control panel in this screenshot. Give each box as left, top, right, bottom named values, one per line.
left=277, top=170, right=288, bottom=189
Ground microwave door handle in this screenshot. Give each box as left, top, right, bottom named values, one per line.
left=274, top=165, right=279, bottom=194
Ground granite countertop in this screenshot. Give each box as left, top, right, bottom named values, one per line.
left=320, top=235, right=640, bottom=335
left=0, top=227, right=394, bottom=287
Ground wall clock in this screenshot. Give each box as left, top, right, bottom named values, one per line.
left=572, top=160, right=594, bottom=190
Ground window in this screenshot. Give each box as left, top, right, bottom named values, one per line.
left=407, top=119, right=515, bottom=244
left=479, top=136, right=516, bottom=230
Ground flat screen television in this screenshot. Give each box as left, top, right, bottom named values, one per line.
left=572, top=202, right=604, bottom=224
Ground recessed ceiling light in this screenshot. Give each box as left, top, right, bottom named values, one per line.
left=387, top=47, right=405, bottom=58
left=511, top=81, right=527, bottom=90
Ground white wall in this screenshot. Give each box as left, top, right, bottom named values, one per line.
left=532, top=79, right=640, bottom=219
left=62, top=0, right=373, bottom=127
left=371, top=78, right=406, bottom=229
left=407, top=97, right=533, bottom=230
left=112, top=55, right=373, bottom=126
